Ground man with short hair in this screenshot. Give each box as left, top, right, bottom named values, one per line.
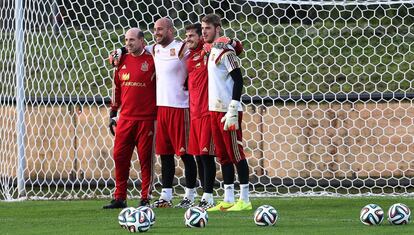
left=184, top=23, right=217, bottom=209
left=149, top=17, right=198, bottom=208
left=201, top=13, right=252, bottom=212
left=103, top=28, right=156, bottom=209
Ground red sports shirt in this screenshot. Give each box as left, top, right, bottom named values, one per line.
left=187, top=41, right=209, bottom=120
left=111, top=51, right=156, bottom=120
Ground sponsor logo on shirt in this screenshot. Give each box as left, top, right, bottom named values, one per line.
left=141, top=61, right=149, bottom=72
left=179, top=147, right=186, bottom=153
left=202, top=147, right=208, bottom=152
left=195, top=62, right=201, bottom=69
left=121, top=65, right=126, bottom=70
left=121, top=73, right=130, bottom=81
left=122, top=81, right=146, bottom=87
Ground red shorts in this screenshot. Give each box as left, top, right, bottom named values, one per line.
left=155, top=106, right=190, bottom=156
left=210, top=111, right=245, bottom=165
left=188, top=115, right=214, bottom=156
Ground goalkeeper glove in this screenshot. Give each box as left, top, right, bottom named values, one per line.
left=213, top=36, right=243, bottom=56
left=220, top=100, right=240, bottom=131
left=109, top=110, right=118, bottom=136
left=214, top=36, right=237, bottom=48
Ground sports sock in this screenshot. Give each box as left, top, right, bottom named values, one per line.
left=201, top=192, right=214, bottom=203
left=202, top=155, right=216, bottom=193
left=221, top=163, right=235, bottom=185
left=239, top=184, right=250, bottom=203
left=223, top=184, right=235, bottom=203
left=161, top=154, right=175, bottom=188
left=236, top=159, right=249, bottom=184
left=160, top=188, right=173, bottom=201
left=184, top=187, right=197, bottom=201
left=195, top=156, right=204, bottom=188
left=181, top=154, right=197, bottom=188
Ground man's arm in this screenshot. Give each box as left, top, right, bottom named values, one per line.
left=109, top=68, right=121, bottom=136
left=220, top=52, right=244, bottom=131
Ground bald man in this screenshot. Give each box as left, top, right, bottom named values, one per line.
left=109, top=18, right=199, bottom=208
left=104, top=28, right=156, bottom=209
left=148, top=18, right=198, bottom=208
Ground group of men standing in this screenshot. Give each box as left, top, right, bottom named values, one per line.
left=103, top=14, right=252, bottom=212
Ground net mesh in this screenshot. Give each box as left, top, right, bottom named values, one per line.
left=1, top=0, right=414, bottom=200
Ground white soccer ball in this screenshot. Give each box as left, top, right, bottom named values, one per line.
left=360, top=204, right=384, bottom=225
left=136, top=206, right=155, bottom=226
left=184, top=206, right=208, bottom=228
left=126, top=209, right=151, bottom=233
left=118, top=207, right=137, bottom=229
left=254, top=205, right=278, bottom=226
left=387, top=203, right=411, bottom=225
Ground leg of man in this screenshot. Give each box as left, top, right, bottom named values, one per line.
left=172, top=108, right=197, bottom=208
left=221, top=113, right=252, bottom=211
left=196, top=156, right=204, bottom=189
left=103, top=119, right=135, bottom=209
left=207, top=112, right=235, bottom=212
left=153, top=107, right=175, bottom=208
left=136, top=120, right=156, bottom=207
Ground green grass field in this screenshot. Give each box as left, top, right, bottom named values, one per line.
left=1, top=197, right=413, bottom=235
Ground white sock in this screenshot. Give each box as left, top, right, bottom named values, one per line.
left=223, top=184, right=235, bottom=203
left=239, top=184, right=250, bottom=203
left=160, top=188, right=172, bottom=201
left=201, top=192, right=214, bottom=203
left=185, top=187, right=196, bottom=202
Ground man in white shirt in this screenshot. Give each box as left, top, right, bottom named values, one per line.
left=201, top=13, right=252, bottom=212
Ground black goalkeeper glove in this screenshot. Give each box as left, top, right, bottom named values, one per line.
left=109, top=110, right=118, bottom=136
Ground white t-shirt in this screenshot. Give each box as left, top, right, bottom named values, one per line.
left=208, top=45, right=243, bottom=112
left=147, top=40, right=189, bottom=108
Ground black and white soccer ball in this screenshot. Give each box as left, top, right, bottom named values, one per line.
left=118, top=207, right=137, bottom=229
left=184, top=206, right=208, bottom=228
left=254, top=205, right=278, bottom=226
left=126, top=209, right=151, bottom=233
left=360, top=204, right=384, bottom=225
left=387, top=203, right=411, bottom=225
left=136, top=206, right=155, bottom=226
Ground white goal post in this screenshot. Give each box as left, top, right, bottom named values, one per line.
left=1, top=0, right=414, bottom=200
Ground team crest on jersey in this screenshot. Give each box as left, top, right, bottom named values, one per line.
left=193, top=53, right=200, bottom=61
left=170, top=48, right=176, bottom=56
left=141, top=61, right=149, bottom=71
left=121, top=65, right=126, bottom=69
left=121, top=73, right=130, bottom=81
left=179, top=147, right=186, bottom=153
left=195, top=62, right=201, bottom=69
left=202, top=147, right=208, bottom=152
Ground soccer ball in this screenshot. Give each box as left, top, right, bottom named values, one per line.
left=126, top=209, right=151, bottom=233
left=136, top=206, right=155, bottom=226
left=118, top=207, right=137, bottom=229
left=254, top=205, right=278, bottom=226
left=360, top=204, right=384, bottom=225
left=184, top=206, right=208, bottom=228
left=387, top=203, right=411, bottom=225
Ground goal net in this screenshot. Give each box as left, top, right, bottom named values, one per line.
left=1, top=0, right=413, bottom=200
